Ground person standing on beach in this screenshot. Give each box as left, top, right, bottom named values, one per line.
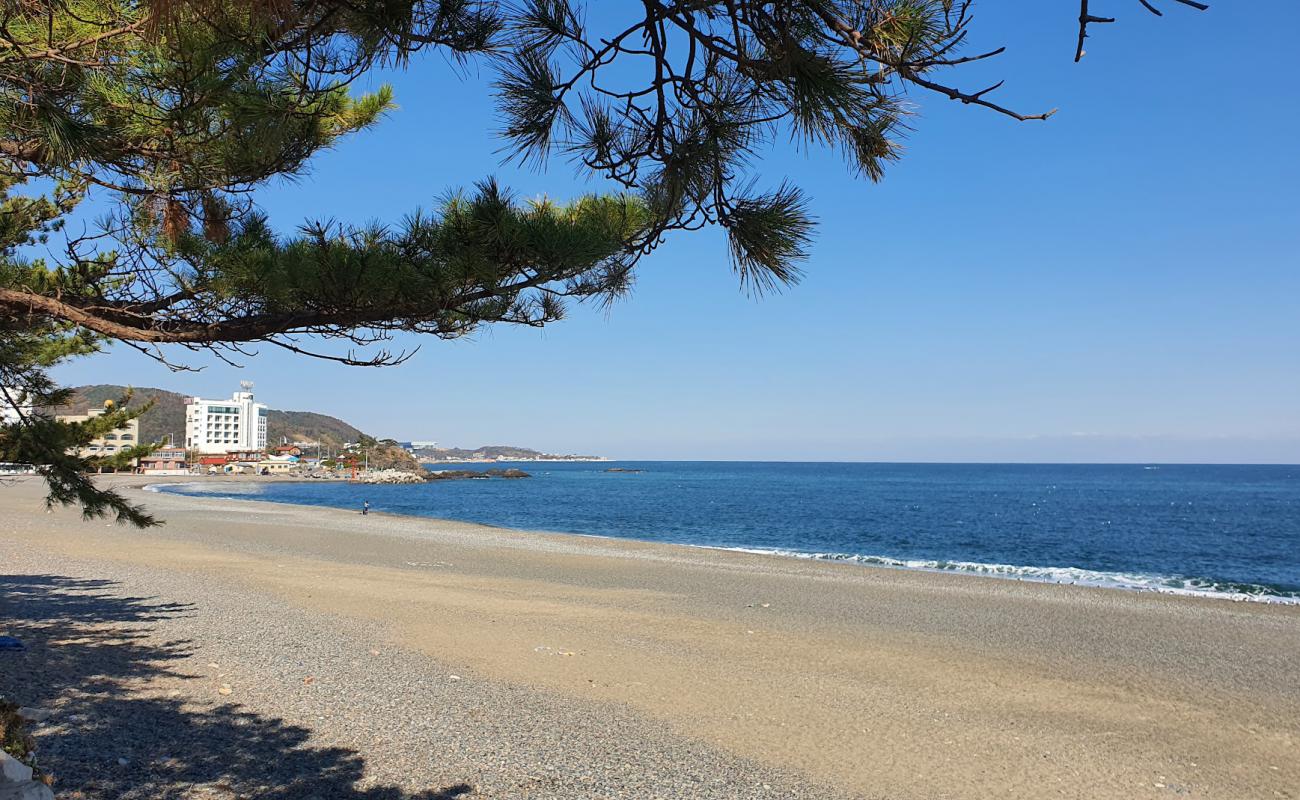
left=361, top=500, right=370, bottom=516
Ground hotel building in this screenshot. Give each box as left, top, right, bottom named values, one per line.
left=185, top=385, right=269, bottom=454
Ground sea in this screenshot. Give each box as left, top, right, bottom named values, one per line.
left=151, top=461, right=1300, bottom=603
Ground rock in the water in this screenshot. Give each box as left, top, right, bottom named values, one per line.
left=426, top=468, right=531, bottom=481
left=484, top=468, right=531, bottom=479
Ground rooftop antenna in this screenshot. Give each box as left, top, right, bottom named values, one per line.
left=240, top=380, right=254, bottom=393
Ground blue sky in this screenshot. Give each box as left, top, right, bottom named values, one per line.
left=54, top=2, right=1300, bottom=462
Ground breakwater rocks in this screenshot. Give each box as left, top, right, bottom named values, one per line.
left=354, top=468, right=533, bottom=484
left=355, top=469, right=428, bottom=484
left=425, top=468, right=531, bottom=481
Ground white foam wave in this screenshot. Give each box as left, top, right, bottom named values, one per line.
left=714, top=547, right=1300, bottom=604
left=143, top=481, right=266, bottom=496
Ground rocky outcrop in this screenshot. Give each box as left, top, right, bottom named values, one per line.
left=354, top=467, right=534, bottom=484
left=424, top=468, right=531, bottom=481
left=354, top=469, right=427, bottom=484
left=484, top=468, right=530, bottom=479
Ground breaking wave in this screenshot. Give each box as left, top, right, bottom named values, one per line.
left=143, top=482, right=266, bottom=496
left=716, top=547, right=1300, bottom=604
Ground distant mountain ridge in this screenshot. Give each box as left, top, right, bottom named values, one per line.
left=419, top=444, right=602, bottom=461
left=53, top=385, right=363, bottom=448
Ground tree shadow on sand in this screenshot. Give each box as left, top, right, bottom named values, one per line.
left=0, top=574, right=474, bottom=799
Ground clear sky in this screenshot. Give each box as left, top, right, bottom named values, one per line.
left=53, top=3, right=1300, bottom=462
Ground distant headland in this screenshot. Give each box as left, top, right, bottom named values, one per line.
left=410, top=444, right=605, bottom=463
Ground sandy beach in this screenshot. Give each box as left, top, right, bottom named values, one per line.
left=2, top=474, right=1298, bottom=799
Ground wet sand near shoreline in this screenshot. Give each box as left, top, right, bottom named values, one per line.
left=3, top=475, right=1299, bottom=799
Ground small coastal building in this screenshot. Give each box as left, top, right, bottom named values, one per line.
left=197, top=455, right=228, bottom=473
left=185, top=382, right=268, bottom=454
left=225, top=449, right=265, bottom=464
left=273, top=444, right=303, bottom=457
left=55, top=406, right=141, bottom=462
left=138, top=447, right=189, bottom=475
left=257, top=455, right=300, bottom=475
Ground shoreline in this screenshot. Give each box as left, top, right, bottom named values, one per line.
left=142, top=475, right=1300, bottom=606
left=4, top=474, right=1300, bottom=799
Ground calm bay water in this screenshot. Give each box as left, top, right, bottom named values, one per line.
left=154, top=462, right=1300, bottom=602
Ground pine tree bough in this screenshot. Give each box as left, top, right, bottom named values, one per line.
left=2, top=1, right=1206, bottom=525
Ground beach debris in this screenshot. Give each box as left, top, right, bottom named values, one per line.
left=303, top=676, right=315, bottom=685
left=207, top=663, right=220, bottom=669
left=0, top=636, right=24, bottom=651
left=217, top=684, right=233, bottom=696
left=760, top=603, right=770, bottom=608
left=448, top=675, right=462, bottom=682
left=116, top=758, right=130, bottom=767
left=369, top=649, right=381, bottom=656
left=534, top=645, right=576, bottom=656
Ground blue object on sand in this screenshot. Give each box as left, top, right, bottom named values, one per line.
left=0, top=635, right=24, bottom=651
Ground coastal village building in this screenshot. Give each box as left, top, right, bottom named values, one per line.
left=257, top=455, right=300, bottom=474
left=185, top=383, right=268, bottom=454
left=138, top=447, right=188, bottom=475
left=55, top=407, right=141, bottom=460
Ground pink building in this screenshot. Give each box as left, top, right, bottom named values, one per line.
left=138, top=447, right=188, bottom=475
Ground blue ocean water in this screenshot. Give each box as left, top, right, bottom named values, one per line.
left=153, top=462, right=1300, bottom=602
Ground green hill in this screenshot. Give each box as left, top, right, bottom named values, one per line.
left=50, top=385, right=188, bottom=445
left=265, top=409, right=363, bottom=450
left=52, top=385, right=363, bottom=448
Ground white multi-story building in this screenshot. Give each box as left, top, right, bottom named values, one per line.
left=1, top=386, right=32, bottom=426
left=185, top=383, right=268, bottom=454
